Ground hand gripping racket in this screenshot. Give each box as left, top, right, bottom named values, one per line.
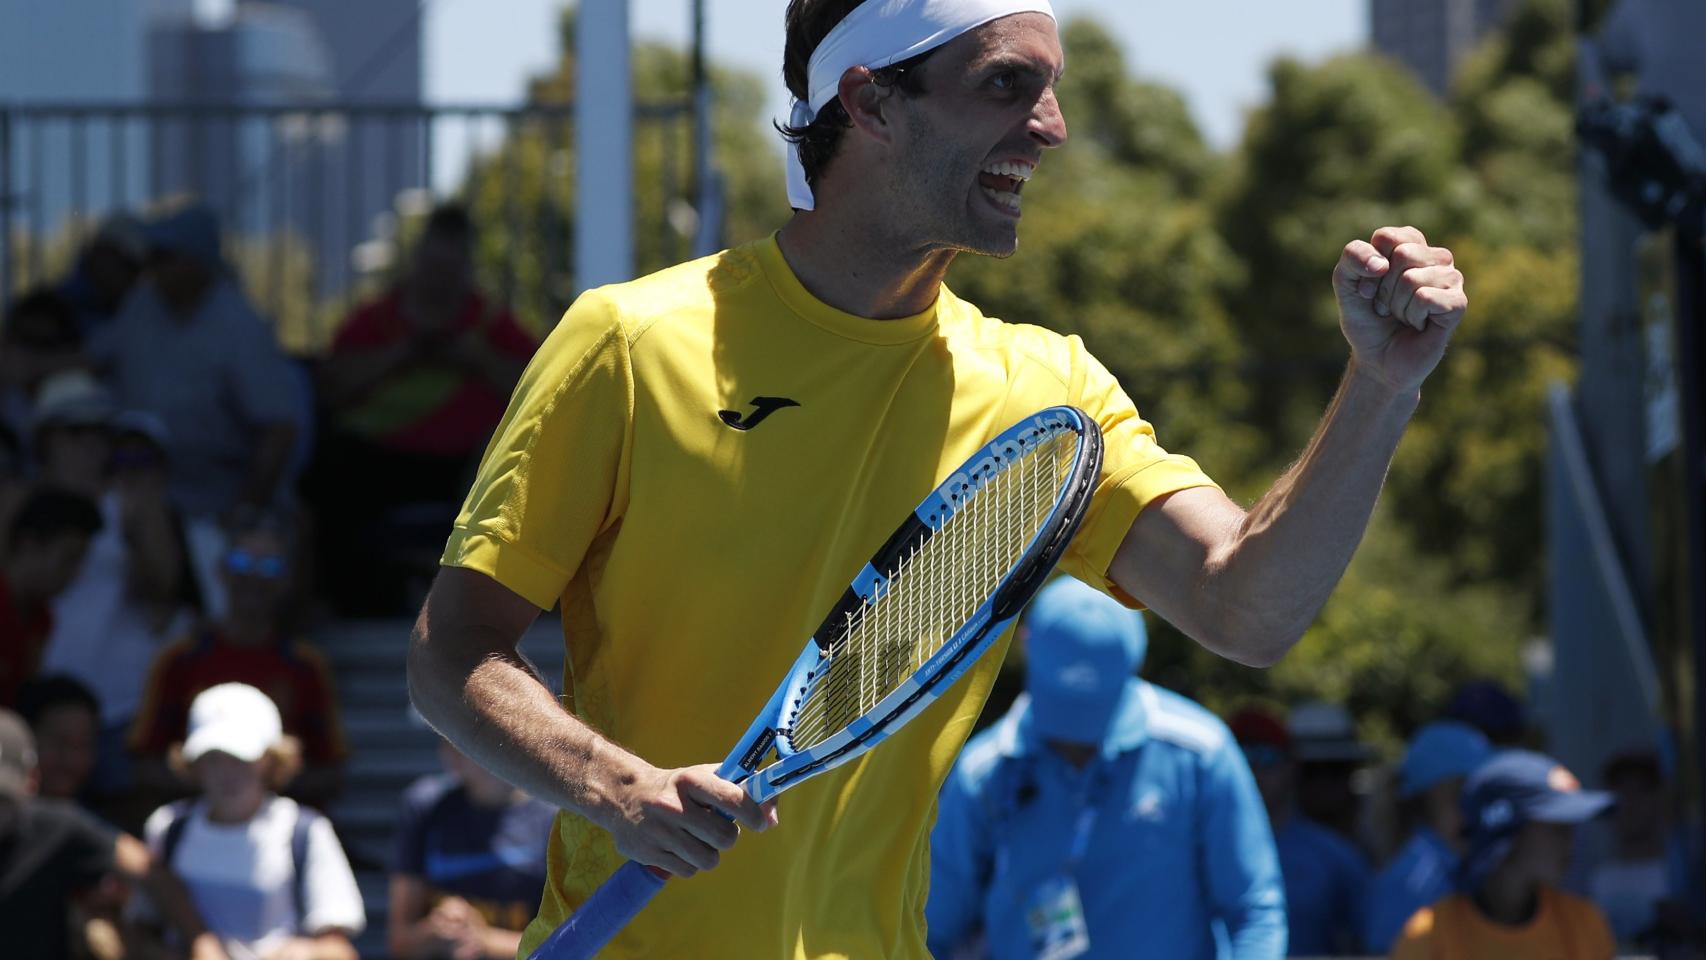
left=530, top=405, right=1103, bottom=959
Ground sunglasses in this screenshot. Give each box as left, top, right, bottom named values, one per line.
left=224, top=548, right=287, bottom=580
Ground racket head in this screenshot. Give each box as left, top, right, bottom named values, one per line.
left=726, top=405, right=1103, bottom=802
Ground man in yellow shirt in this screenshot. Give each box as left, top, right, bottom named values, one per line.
left=406, top=1, right=1471, bottom=956
left=1392, top=750, right=1616, bottom=959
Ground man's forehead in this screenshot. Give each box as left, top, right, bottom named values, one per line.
left=937, top=12, right=1063, bottom=74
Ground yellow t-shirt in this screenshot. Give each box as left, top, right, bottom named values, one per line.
left=1390, top=888, right=1616, bottom=960
left=442, top=233, right=1218, bottom=959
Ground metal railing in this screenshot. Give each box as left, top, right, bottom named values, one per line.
left=0, top=99, right=701, bottom=349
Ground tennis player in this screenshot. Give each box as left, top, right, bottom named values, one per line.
left=406, top=1, right=1470, bottom=956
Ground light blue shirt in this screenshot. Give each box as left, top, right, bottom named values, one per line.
left=1362, top=827, right=1456, bottom=954
left=928, top=680, right=1287, bottom=959
left=91, top=277, right=304, bottom=518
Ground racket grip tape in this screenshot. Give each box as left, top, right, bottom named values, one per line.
left=526, top=859, right=668, bottom=959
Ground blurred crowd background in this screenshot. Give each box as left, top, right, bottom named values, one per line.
left=0, top=0, right=1702, bottom=957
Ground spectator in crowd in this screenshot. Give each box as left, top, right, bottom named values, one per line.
left=88, top=203, right=304, bottom=612
left=1288, top=699, right=1376, bottom=848
left=0, top=289, right=86, bottom=446
left=1363, top=721, right=1493, bottom=953
left=57, top=213, right=149, bottom=333
left=16, top=673, right=101, bottom=805
left=1392, top=750, right=1616, bottom=959
left=0, top=487, right=103, bottom=707
left=130, top=521, right=347, bottom=810
left=389, top=730, right=555, bottom=960
left=140, top=683, right=362, bottom=959
left=0, top=424, right=25, bottom=554
left=0, top=707, right=226, bottom=960
left=1445, top=679, right=1530, bottom=748
left=928, top=577, right=1286, bottom=959
left=1589, top=748, right=1696, bottom=949
left=308, top=203, right=535, bottom=615
left=38, top=393, right=196, bottom=817
left=1232, top=706, right=1371, bottom=957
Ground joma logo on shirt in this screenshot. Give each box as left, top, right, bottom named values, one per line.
left=719, top=396, right=800, bottom=430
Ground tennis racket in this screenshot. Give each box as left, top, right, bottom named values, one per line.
left=530, top=404, right=1103, bottom=959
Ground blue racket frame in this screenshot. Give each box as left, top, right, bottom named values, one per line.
left=531, top=405, right=1102, bottom=960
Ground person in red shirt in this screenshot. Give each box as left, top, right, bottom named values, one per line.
left=129, top=521, right=347, bottom=811
left=306, top=204, right=536, bottom=615
left=0, top=488, right=102, bottom=707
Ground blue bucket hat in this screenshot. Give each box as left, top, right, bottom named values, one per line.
left=1399, top=721, right=1492, bottom=798
left=1024, top=576, right=1147, bottom=745
left=1457, top=750, right=1613, bottom=890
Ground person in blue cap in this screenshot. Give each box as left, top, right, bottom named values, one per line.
left=1229, top=705, right=1370, bottom=957
left=1361, top=721, right=1492, bottom=953
left=1391, top=749, right=1615, bottom=959
left=927, top=576, right=1286, bottom=959
left=90, top=204, right=304, bottom=531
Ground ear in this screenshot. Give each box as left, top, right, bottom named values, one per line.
left=837, top=66, right=895, bottom=146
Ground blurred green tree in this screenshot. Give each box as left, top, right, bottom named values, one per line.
left=460, top=6, right=787, bottom=334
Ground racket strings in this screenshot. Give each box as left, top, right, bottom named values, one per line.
left=785, top=430, right=1077, bottom=752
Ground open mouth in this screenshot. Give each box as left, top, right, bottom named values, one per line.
left=977, top=159, right=1033, bottom=213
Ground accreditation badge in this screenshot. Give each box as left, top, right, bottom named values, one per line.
left=1022, top=873, right=1090, bottom=960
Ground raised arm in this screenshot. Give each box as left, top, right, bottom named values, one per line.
left=1109, top=226, right=1466, bottom=666
left=406, top=566, right=773, bottom=877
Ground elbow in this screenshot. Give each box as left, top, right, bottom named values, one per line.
left=403, top=621, right=444, bottom=718
left=1193, top=603, right=1306, bottom=669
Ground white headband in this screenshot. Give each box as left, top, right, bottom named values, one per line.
left=784, top=0, right=1056, bottom=210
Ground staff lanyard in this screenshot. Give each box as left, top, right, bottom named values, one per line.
left=1061, top=757, right=1105, bottom=872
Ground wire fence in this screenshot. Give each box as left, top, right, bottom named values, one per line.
left=0, top=99, right=696, bottom=350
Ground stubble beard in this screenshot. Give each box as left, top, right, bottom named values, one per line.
left=898, top=112, right=1019, bottom=259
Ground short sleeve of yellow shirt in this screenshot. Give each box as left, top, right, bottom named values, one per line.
left=442, top=234, right=1218, bottom=960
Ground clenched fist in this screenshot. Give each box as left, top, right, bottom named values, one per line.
left=1334, top=225, right=1468, bottom=393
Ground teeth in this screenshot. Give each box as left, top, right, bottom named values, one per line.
left=981, top=160, right=1033, bottom=180
left=981, top=185, right=1021, bottom=211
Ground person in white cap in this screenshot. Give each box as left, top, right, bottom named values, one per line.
left=140, top=683, right=364, bottom=960
left=407, top=1, right=1471, bottom=956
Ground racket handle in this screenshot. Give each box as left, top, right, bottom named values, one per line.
left=526, top=859, right=667, bottom=959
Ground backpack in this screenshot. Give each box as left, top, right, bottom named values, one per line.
left=159, top=798, right=319, bottom=928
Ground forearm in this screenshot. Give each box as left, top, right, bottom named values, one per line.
left=386, top=919, right=446, bottom=960
left=280, top=933, right=358, bottom=960
left=478, top=927, right=524, bottom=958
left=406, top=606, right=642, bottom=827
left=1211, top=361, right=1418, bottom=663
left=138, top=858, right=218, bottom=950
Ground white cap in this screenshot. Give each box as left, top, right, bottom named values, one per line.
left=183, top=683, right=283, bottom=763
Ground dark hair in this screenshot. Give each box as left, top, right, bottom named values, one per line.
left=8, top=487, right=102, bottom=549
left=3, top=289, right=80, bottom=351
left=778, top=0, right=937, bottom=199
left=16, top=674, right=99, bottom=728
left=422, top=203, right=474, bottom=244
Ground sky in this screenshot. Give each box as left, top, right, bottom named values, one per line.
left=424, top=0, right=1368, bottom=189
